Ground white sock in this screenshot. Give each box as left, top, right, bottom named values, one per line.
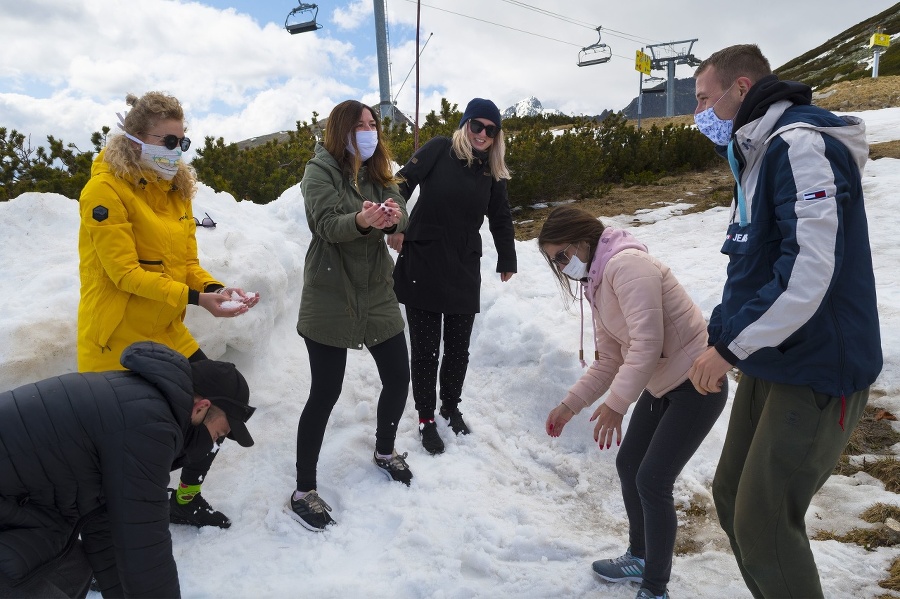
left=376, top=451, right=393, bottom=460
left=292, top=489, right=311, bottom=501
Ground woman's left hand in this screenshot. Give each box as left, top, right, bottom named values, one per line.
left=500, top=272, right=514, bottom=282
left=590, top=403, right=624, bottom=450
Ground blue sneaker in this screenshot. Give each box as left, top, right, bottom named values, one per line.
left=591, top=548, right=645, bottom=583
left=636, top=587, right=669, bottom=599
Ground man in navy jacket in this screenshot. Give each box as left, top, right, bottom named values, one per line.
left=688, top=44, right=882, bottom=598
left=0, top=342, right=255, bottom=598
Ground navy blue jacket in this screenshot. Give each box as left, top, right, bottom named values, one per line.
left=709, top=78, right=882, bottom=396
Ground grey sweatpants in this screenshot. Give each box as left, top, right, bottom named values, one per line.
left=712, top=374, right=869, bottom=598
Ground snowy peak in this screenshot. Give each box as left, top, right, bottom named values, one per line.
left=502, top=96, right=562, bottom=119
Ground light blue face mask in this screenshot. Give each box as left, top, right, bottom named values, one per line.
left=694, top=81, right=737, bottom=146
left=347, top=130, right=378, bottom=161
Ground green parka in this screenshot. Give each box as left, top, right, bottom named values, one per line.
left=296, top=143, right=408, bottom=349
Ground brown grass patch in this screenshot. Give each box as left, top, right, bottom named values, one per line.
left=812, top=526, right=900, bottom=550
left=844, top=405, right=900, bottom=456
left=861, top=503, right=900, bottom=524
left=834, top=457, right=900, bottom=493
left=880, top=556, right=900, bottom=593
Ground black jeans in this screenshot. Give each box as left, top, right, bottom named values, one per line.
left=616, top=379, right=727, bottom=596
left=405, top=306, right=476, bottom=420
left=296, top=332, right=410, bottom=492
left=0, top=540, right=91, bottom=599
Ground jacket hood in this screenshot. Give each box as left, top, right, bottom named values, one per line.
left=583, top=227, right=648, bottom=305
left=119, top=341, right=195, bottom=428
left=733, top=75, right=811, bottom=131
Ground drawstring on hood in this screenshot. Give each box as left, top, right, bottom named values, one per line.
left=576, top=228, right=648, bottom=367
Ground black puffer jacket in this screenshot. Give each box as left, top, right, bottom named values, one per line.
left=0, top=342, right=194, bottom=598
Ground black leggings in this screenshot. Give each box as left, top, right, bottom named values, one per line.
left=296, top=332, right=410, bottom=492
left=616, top=379, right=727, bottom=596
left=175, top=348, right=224, bottom=486
left=405, top=306, right=476, bottom=420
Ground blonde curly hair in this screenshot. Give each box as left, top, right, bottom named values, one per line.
left=104, top=91, right=196, bottom=198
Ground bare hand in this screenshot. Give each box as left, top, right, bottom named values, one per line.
left=358, top=200, right=401, bottom=230
left=590, top=403, right=623, bottom=450
left=198, top=292, right=249, bottom=317
left=688, top=346, right=731, bottom=395
left=219, top=287, right=260, bottom=308
left=546, top=403, right=575, bottom=437
left=500, top=272, right=514, bottom=282
left=386, top=232, right=404, bottom=252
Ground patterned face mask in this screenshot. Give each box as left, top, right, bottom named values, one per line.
left=694, top=81, right=736, bottom=146
left=124, top=132, right=183, bottom=180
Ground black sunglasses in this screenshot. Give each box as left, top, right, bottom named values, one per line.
left=468, top=119, right=498, bottom=139
left=551, top=243, right=573, bottom=266
left=194, top=212, right=216, bottom=228
left=146, top=133, right=191, bottom=151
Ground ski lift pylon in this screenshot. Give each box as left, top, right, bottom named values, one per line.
left=285, top=2, right=322, bottom=35
left=577, top=26, right=611, bottom=67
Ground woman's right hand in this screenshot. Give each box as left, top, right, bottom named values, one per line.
left=357, top=201, right=399, bottom=231
left=546, top=403, right=575, bottom=437
left=198, top=292, right=249, bottom=317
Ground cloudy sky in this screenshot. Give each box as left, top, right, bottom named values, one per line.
left=1, top=0, right=896, bottom=153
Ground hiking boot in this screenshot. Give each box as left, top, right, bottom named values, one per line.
left=288, top=490, right=335, bottom=532
left=373, top=451, right=413, bottom=486
left=439, top=406, right=470, bottom=435
left=168, top=489, right=231, bottom=528
left=419, top=421, right=445, bottom=455
left=591, top=548, right=645, bottom=583
left=636, top=588, right=669, bottom=599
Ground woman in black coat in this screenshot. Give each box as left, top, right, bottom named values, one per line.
left=388, top=98, right=517, bottom=455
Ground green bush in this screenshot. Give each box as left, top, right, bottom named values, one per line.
left=1, top=100, right=717, bottom=208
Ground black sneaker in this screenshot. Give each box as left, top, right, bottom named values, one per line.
left=288, top=490, right=335, bottom=532
left=373, top=451, right=413, bottom=485
left=168, top=489, right=231, bottom=528
left=440, top=406, right=470, bottom=435
left=419, top=421, right=445, bottom=455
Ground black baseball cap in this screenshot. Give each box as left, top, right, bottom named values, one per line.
left=190, top=360, right=256, bottom=447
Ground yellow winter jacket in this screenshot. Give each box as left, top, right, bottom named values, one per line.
left=77, top=151, right=222, bottom=372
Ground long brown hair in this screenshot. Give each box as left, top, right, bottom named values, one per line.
left=104, top=91, right=196, bottom=199
left=323, top=100, right=400, bottom=187
left=537, top=205, right=605, bottom=300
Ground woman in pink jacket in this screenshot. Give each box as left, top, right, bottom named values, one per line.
left=539, top=205, right=727, bottom=599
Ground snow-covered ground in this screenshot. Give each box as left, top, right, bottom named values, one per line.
left=2, top=108, right=899, bottom=598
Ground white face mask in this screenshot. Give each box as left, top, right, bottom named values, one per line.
left=125, top=132, right=182, bottom=180
left=694, top=81, right=737, bottom=146
left=561, top=254, right=589, bottom=280
left=347, top=130, right=378, bottom=161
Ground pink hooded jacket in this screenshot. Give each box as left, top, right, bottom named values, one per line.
left=561, top=227, right=709, bottom=416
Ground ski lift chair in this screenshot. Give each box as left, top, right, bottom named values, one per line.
left=577, top=27, right=612, bottom=67
left=285, top=2, right=322, bottom=34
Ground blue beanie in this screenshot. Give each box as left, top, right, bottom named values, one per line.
left=458, top=98, right=502, bottom=131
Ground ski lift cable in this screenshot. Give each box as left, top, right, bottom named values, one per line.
left=395, top=32, right=433, bottom=99
left=494, top=0, right=661, bottom=45
left=396, top=0, right=648, bottom=65
left=397, top=0, right=582, bottom=47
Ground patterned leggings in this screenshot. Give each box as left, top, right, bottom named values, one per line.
left=404, top=306, right=476, bottom=420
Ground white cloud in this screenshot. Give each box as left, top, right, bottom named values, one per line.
left=331, top=0, right=371, bottom=31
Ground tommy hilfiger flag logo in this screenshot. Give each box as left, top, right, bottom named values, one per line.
left=803, top=189, right=828, bottom=200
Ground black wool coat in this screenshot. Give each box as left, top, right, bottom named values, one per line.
left=393, top=136, right=517, bottom=314
left=0, top=342, right=196, bottom=598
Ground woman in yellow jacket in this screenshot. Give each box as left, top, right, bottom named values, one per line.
left=77, top=91, right=259, bottom=529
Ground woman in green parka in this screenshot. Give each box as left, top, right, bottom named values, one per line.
left=289, top=100, right=413, bottom=532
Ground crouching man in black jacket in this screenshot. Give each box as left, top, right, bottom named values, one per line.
left=0, top=341, right=256, bottom=598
